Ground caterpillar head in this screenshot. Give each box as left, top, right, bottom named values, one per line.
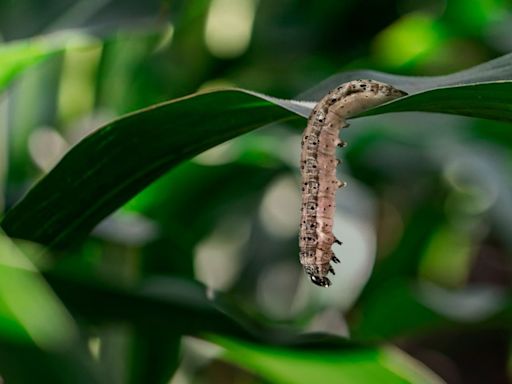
left=303, top=263, right=332, bottom=288
left=309, top=274, right=331, bottom=287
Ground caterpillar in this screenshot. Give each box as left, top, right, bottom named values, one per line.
left=299, top=80, right=407, bottom=287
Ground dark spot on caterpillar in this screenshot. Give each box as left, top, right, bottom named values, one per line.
left=307, top=202, right=316, bottom=211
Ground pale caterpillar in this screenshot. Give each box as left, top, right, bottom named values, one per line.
left=299, top=80, right=407, bottom=287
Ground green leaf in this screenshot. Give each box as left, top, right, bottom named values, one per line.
left=212, top=336, right=443, bottom=384
left=44, top=271, right=268, bottom=341
left=43, top=271, right=352, bottom=346
left=352, top=278, right=512, bottom=342
left=300, top=52, right=512, bottom=98
left=127, top=327, right=181, bottom=384
left=0, top=233, right=102, bottom=383
left=2, top=90, right=298, bottom=248
left=43, top=271, right=448, bottom=382
left=2, top=53, right=512, bottom=248
left=365, top=82, right=512, bottom=121
left=0, top=32, right=94, bottom=92
left=360, top=186, right=448, bottom=298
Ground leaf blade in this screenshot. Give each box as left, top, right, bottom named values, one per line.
left=3, top=53, right=512, bottom=247
left=213, top=336, right=443, bottom=384
left=2, top=90, right=298, bottom=247
left=0, top=33, right=94, bottom=92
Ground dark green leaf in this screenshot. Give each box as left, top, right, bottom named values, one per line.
left=3, top=54, right=512, bottom=248
left=300, top=52, right=512, bottom=98
left=128, top=328, right=181, bottom=384
left=0, top=33, right=92, bottom=92
left=0, top=233, right=102, bottom=384
left=2, top=91, right=298, bottom=248
left=365, top=82, right=512, bottom=122
left=212, top=335, right=442, bottom=384
left=352, top=278, right=512, bottom=342
left=44, top=271, right=268, bottom=342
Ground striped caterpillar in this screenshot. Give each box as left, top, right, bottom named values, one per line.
left=300, top=80, right=407, bottom=287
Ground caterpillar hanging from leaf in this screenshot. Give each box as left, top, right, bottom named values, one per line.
left=299, top=80, right=407, bottom=287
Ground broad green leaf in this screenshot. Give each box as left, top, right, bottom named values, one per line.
left=361, top=187, right=448, bottom=297
left=0, top=32, right=94, bottom=92
left=365, top=82, right=512, bottom=121
left=0, top=233, right=102, bottom=383
left=212, top=336, right=443, bottom=384
left=0, top=234, right=76, bottom=347
left=130, top=160, right=286, bottom=279
left=44, top=271, right=267, bottom=341
left=2, top=91, right=298, bottom=248
left=299, top=52, right=512, bottom=98
left=44, top=269, right=512, bottom=350
left=2, top=53, right=512, bottom=248
left=352, top=278, right=512, bottom=342
left=43, top=271, right=355, bottom=346
left=128, top=327, right=181, bottom=384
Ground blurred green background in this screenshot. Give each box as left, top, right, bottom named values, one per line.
left=1, top=0, right=512, bottom=383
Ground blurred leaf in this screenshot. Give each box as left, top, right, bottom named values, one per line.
left=0, top=32, right=94, bottom=92
left=0, top=233, right=101, bottom=383
left=43, top=268, right=512, bottom=372
left=128, top=160, right=286, bottom=249
left=0, top=236, right=75, bottom=347
left=122, top=159, right=285, bottom=383
left=44, top=271, right=268, bottom=342
left=361, top=186, right=447, bottom=296
left=44, top=271, right=355, bottom=346
left=128, top=327, right=181, bottom=384
left=352, top=279, right=453, bottom=342
left=352, top=279, right=512, bottom=342
left=372, top=12, right=443, bottom=68
left=132, top=160, right=285, bottom=278
left=3, top=54, right=512, bottom=248
left=213, top=336, right=443, bottom=384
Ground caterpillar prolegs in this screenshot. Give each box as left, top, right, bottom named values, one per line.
left=299, top=80, right=407, bottom=287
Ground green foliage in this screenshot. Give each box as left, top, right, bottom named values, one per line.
left=0, top=33, right=89, bottom=91
left=4, top=61, right=512, bottom=247
left=215, top=336, right=442, bottom=384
